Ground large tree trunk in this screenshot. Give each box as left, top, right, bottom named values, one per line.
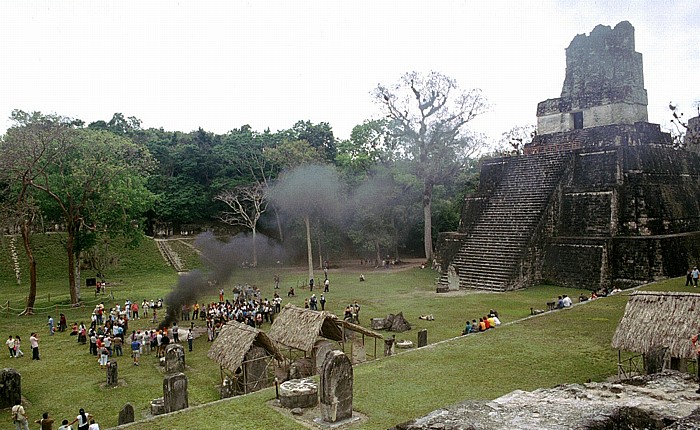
left=252, top=227, right=257, bottom=267
left=273, top=206, right=284, bottom=242
left=304, top=215, right=314, bottom=283
left=423, top=182, right=434, bottom=262
left=20, top=221, right=37, bottom=315
left=66, top=224, right=79, bottom=304
left=375, top=240, right=381, bottom=267
left=317, top=235, right=322, bottom=269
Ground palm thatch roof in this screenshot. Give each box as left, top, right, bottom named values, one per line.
left=207, top=320, right=283, bottom=372
left=342, top=320, right=383, bottom=339
left=611, top=291, right=700, bottom=359
left=268, top=304, right=344, bottom=353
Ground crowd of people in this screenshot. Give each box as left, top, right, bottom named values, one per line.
left=461, top=309, right=501, bottom=335
left=8, top=268, right=367, bottom=428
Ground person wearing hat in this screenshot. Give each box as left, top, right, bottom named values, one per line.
left=692, top=266, right=700, bottom=287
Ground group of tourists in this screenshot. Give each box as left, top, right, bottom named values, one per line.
left=461, top=309, right=501, bottom=335
left=175, top=285, right=285, bottom=345
left=12, top=401, right=100, bottom=430
left=577, top=286, right=622, bottom=303
left=6, top=333, right=40, bottom=360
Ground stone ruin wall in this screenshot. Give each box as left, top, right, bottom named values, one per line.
left=537, top=21, right=648, bottom=135
left=542, top=142, right=700, bottom=289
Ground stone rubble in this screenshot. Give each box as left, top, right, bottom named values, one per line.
left=392, top=371, right=700, bottom=430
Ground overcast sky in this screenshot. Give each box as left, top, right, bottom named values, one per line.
left=1, top=1, right=698, bottom=146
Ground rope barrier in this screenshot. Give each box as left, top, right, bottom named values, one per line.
left=0, top=293, right=116, bottom=318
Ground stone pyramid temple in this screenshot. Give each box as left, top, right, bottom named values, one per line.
left=436, top=21, right=700, bottom=292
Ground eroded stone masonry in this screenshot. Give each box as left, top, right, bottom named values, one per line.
left=437, top=21, right=700, bottom=292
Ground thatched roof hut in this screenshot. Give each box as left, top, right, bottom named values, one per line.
left=342, top=319, right=383, bottom=339
left=611, top=291, right=700, bottom=360
left=208, top=320, right=283, bottom=372
left=268, top=304, right=344, bottom=353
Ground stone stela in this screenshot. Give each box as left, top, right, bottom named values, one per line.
left=164, top=344, right=186, bottom=374
left=106, top=360, right=118, bottom=386
left=0, top=368, right=21, bottom=409
left=318, top=350, right=354, bottom=424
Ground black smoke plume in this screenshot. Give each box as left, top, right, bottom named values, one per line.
left=158, top=231, right=285, bottom=329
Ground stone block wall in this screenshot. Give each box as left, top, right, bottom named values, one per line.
left=544, top=144, right=700, bottom=288
left=542, top=239, right=608, bottom=289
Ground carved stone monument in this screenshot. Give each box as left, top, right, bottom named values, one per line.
left=417, top=329, right=428, bottom=348
left=313, top=340, right=335, bottom=374
left=242, top=346, right=270, bottom=392
left=118, top=403, right=135, bottom=425
left=319, top=350, right=353, bottom=423
left=163, top=372, right=188, bottom=413
left=351, top=338, right=366, bottom=364
left=384, top=335, right=395, bottom=357
left=164, top=343, right=186, bottom=374
left=371, top=317, right=386, bottom=330
left=106, top=360, right=118, bottom=386
left=447, top=265, right=459, bottom=291
left=0, top=368, right=21, bottom=409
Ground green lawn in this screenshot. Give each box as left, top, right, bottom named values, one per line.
left=0, top=234, right=690, bottom=429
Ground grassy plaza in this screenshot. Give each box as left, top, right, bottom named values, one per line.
left=0, top=234, right=688, bottom=429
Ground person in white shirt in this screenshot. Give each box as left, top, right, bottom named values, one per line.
left=6, top=335, right=15, bottom=358
left=562, top=295, right=573, bottom=308
left=58, top=419, right=73, bottom=430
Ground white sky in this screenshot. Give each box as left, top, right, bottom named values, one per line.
left=1, top=0, right=698, bottom=145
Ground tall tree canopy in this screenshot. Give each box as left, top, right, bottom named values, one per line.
left=31, top=126, right=156, bottom=303
left=0, top=110, right=76, bottom=313
left=374, top=71, right=487, bottom=261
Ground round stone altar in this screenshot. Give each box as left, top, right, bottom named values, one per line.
left=279, top=378, right=318, bottom=409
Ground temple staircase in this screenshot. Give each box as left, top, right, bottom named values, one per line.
left=155, top=239, right=184, bottom=272
left=438, top=151, right=573, bottom=291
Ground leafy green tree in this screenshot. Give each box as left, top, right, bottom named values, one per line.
left=0, top=110, right=75, bottom=313
left=141, top=128, right=222, bottom=231
left=31, top=127, right=156, bottom=303
left=374, top=71, right=487, bottom=261
left=288, top=120, right=337, bottom=163
left=336, top=119, right=394, bottom=179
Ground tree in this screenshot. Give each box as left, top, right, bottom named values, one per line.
left=496, top=124, right=536, bottom=156
left=214, top=184, right=267, bottom=266
left=669, top=102, right=700, bottom=149
left=374, top=71, right=487, bottom=261
left=289, top=120, right=337, bottom=163
left=215, top=127, right=286, bottom=240
left=336, top=119, right=394, bottom=177
left=30, top=127, right=155, bottom=303
left=267, top=164, right=342, bottom=283
left=0, top=110, right=75, bottom=314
